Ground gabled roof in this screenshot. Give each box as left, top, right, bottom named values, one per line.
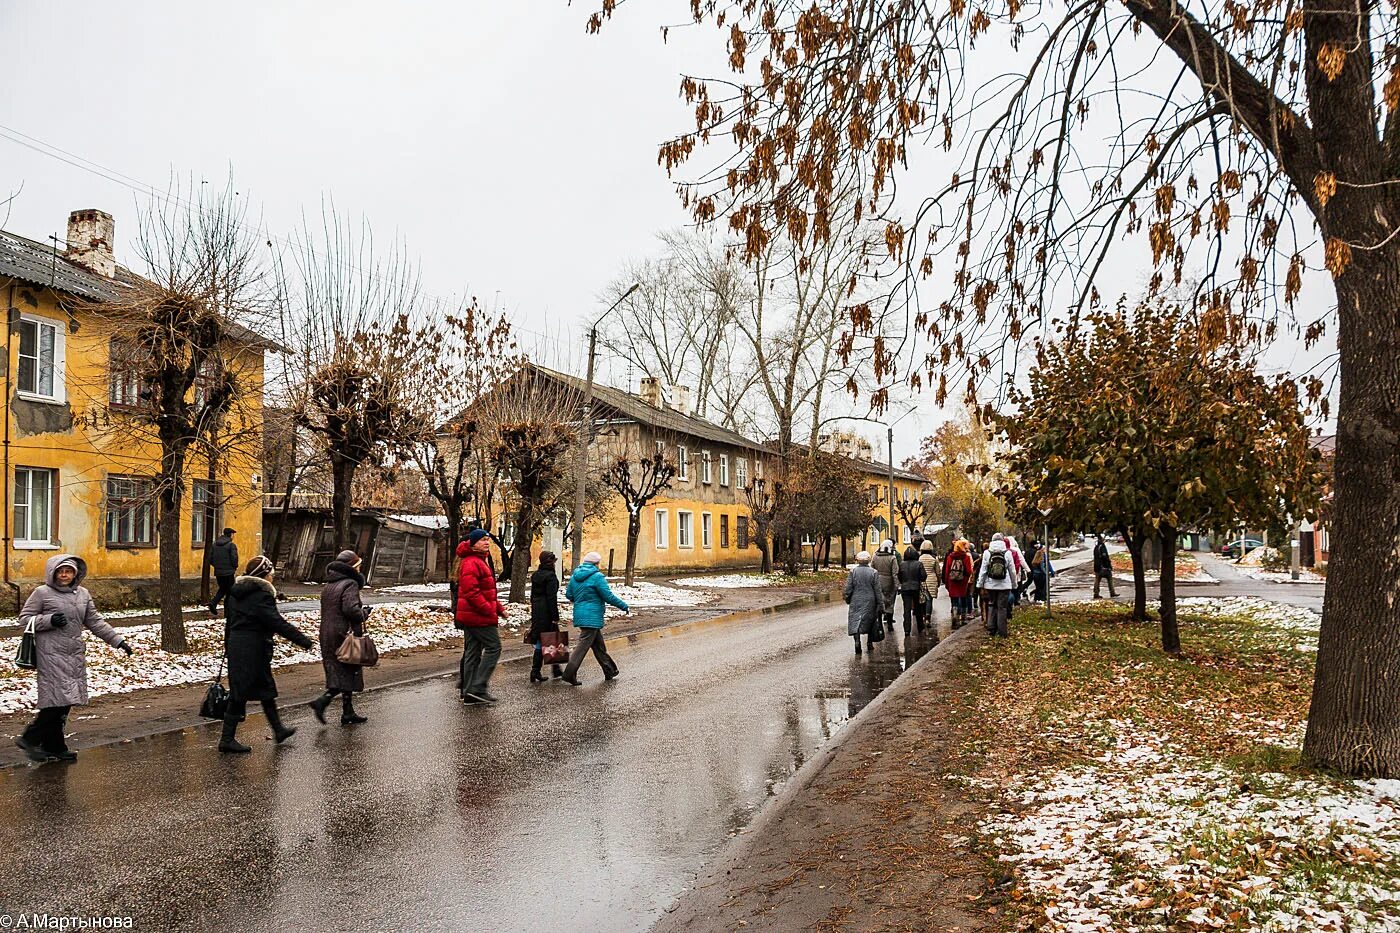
left=0, top=227, right=282, bottom=351
left=846, top=455, right=928, bottom=485
left=532, top=365, right=771, bottom=453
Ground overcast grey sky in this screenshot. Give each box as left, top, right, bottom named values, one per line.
left=0, top=1, right=1333, bottom=461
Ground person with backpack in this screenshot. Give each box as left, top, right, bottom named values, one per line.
left=977, top=538, right=1019, bottom=637
left=896, top=546, right=927, bottom=635
left=1092, top=534, right=1118, bottom=598
left=942, top=539, right=975, bottom=627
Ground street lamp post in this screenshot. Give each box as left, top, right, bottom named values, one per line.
left=1039, top=506, right=1053, bottom=618
left=570, top=283, right=640, bottom=571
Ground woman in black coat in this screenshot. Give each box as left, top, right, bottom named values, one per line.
left=310, top=550, right=370, bottom=725
left=527, top=551, right=563, bottom=683
left=896, top=546, right=928, bottom=635
left=220, top=556, right=314, bottom=754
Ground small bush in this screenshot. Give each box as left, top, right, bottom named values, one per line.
left=1259, top=547, right=1290, bottom=572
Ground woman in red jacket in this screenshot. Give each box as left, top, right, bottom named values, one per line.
left=456, top=529, right=507, bottom=705
left=942, top=539, right=976, bottom=628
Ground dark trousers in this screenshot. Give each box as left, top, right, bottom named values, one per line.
left=564, top=628, right=617, bottom=680
left=221, top=698, right=285, bottom=741
left=1032, top=570, right=1048, bottom=603
left=460, top=627, right=502, bottom=696
left=900, top=591, right=926, bottom=633
left=209, top=573, right=236, bottom=614
left=1093, top=572, right=1118, bottom=598
left=22, top=704, right=72, bottom=753
left=986, top=590, right=1011, bottom=636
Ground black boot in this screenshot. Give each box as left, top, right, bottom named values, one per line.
left=341, top=695, right=367, bottom=725
left=853, top=636, right=862, bottom=656
left=219, top=713, right=250, bottom=754
left=310, top=691, right=336, bottom=724
left=262, top=701, right=296, bottom=744
left=551, top=664, right=564, bottom=679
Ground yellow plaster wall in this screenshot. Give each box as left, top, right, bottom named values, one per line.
left=4, top=281, right=264, bottom=584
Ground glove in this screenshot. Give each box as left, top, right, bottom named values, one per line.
left=118, top=641, right=134, bottom=656
left=50, top=612, right=67, bottom=627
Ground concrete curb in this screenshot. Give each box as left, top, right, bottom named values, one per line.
left=653, top=619, right=987, bottom=928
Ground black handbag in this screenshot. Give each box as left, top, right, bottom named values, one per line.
left=14, top=618, right=37, bottom=669
left=199, top=659, right=230, bottom=720
left=868, top=617, right=886, bottom=643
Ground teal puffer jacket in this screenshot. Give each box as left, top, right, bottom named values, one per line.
left=565, top=564, right=629, bottom=629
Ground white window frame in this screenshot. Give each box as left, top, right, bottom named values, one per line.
left=192, top=479, right=223, bottom=548
left=701, top=450, right=713, bottom=484
left=14, top=466, right=57, bottom=549
left=16, top=313, right=66, bottom=403
left=654, top=509, right=669, bottom=549
left=701, top=512, right=713, bottom=548
left=677, top=510, right=694, bottom=549
left=902, top=525, right=912, bottom=545
left=736, top=457, right=748, bottom=488
left=676, top=446, right=689, bottom=481
left=755, top=459, right=764, bottom=480
left=719, top=454, right=730, bottom=487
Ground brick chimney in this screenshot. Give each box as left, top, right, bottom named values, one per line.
left=66, top=209, right=116, bottom=277
left=639, top=376, right=663, bottom=408
left=671, top=384, right=691, bottom=417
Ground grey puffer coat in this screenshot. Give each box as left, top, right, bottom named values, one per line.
left=843, top=565, right=884, bottom=635
left=20, top=555, right=126, bottom=708
left=319, top=560, right=367, bottom=693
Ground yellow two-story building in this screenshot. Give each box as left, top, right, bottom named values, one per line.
left=0, top=209, right=268, bottom=598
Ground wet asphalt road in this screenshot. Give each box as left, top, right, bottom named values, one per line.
left=0, top=594, right=943, bottom=933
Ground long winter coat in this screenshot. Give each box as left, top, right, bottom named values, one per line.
left=897, top=550, right=927, bottom=592
left=319, top=560, right=367, bottom=693
left=455, top=547, right=504, bottom=628
left=918, top=545, right=941, bottom=599
left=225, top=575, right=313, bottom=703
left=20, top=555, right=125, bottom=708
left=566, top=564, right=629, bottom=629
left=527, top=566, right=561, bottom=643
left=207, top=534, right=239, bottom=576
left=870, top=550, right=898, bottom=610
left=843, top=565, right=884, bottom=635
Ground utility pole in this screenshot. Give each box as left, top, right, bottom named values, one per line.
left=887, top=425, right=896, bottom=545
left=570, top=284, right=640, bottom=571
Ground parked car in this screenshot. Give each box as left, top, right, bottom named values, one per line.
left=1219, top=538, right=1264, bottom=559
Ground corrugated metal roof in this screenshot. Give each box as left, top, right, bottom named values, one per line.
left=0, top=227, right=282, bottom=351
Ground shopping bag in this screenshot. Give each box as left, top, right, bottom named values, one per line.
left=539, top=631, right=570, bottom=665
left=14, top=618, right=37, bottom=669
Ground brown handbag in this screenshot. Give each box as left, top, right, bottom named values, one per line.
left=539, top=630, right=570, bottom=665
left=336, top=631, right=380, bottom=667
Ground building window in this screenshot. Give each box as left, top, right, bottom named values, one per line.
left=192, top=480, right=223, bottom=547
left=719, top=454, right=730, bottom=487
left=654, top=509, right=669, bottom=549
left=737, top=515, right=750, bottom=549
left=17, top=315, right=64, bottom=402
left=720, top=514, right=730, bottom=548
left=105, top=476, right=155, bottom=547
left=701, top=451, right=713, bottom=484
left=735, top=457, right=747, bottom=488
left=14, top=467, right=56, bottom=548
left=701, top=512, right=713, bottom=548
left=677, top=510, right=694, bottom=548
left=902, top=525, right=912, bottom=545
left=108, top=339, right=150, bottom=409
left=755, top=459, right=764, bottom=480
left=868, top=483, right=880, bottom=503
left=676, top=446, right=689, bottom=481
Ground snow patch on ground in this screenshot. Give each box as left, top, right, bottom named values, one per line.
left=1235, top=566, right=1327, bottom=585
left=0, top=600, right=458, bottom=715
left=976, top=719, right=1400, bottom=932
left=376, top=582, right=452, bottom=595
left=670, top=572, right=819, bottom=589
left=603, top=581, right=713, bottom=608
left=1175, top=595, right=1321, bottom=652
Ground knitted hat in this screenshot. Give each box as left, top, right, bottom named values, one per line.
left=468, top=529, right=490, bottom=545
left=855, top=551, right=872, bottom=563
left=335, top=549, right=360, bottom=566
left=245, top=555, right=275, bottom=578
left=582, top=551, right=603, bottom=565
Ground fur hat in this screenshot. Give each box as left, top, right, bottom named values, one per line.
left=855, top=551, right=872, bottom=564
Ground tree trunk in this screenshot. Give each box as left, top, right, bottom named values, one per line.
left=330, top=453, right=356, bottom=552
left=157, top=464, right=188, bottom=652
left=269, top=460, right=298, bottom=570
left=1158, top=524, right=1180, bottom=654
left=508, top=500, right=534, bottom=603
left=624, top=514, right=641, bottom=587
left=1303, top=251, right=1400, bottom=777
left=757, top=527, right=772, bottom=574
left=199, top=437, right=219, bottom=602
left=840, top=536, right=848, bottom=569
left=1121, top=526, right=1148, bottom=622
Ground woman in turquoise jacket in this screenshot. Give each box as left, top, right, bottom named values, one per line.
left=561, top=551, right=629, bottom=685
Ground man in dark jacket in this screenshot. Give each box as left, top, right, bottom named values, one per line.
left=1092, top=535, right=1118, bottom=598
left=207, top=528, right=240, bottom=617
left=456, top=529, right=507, bottom=705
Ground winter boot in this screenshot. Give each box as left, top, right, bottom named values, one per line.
left=219, top=714, right=251, bottom=754
left=341, top=695, right=367, bottom=725
left=551, top=664, right=564, bottom=679
left=310, top=691, right=336, bottom=724
left=853, top=637, right=862, bottom=656
left=530, top=671, right=545, bottom=684
left=262, top=701, right=296, bottom=744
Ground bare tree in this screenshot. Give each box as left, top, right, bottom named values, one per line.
left=81, top=179, right=270, bottom=651
left=601, top=444, right=678, bottom=586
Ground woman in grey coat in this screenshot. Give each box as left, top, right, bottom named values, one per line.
left=309, top=550, right=370, bottom=725
left=15, top=554, right=133, bottom=763
left=843, top=551, right=885, bottom=656
left=870, top=540, right=899, bottom=629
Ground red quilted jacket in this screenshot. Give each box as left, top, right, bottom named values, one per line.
left=455, top=546, right=504, bottom=628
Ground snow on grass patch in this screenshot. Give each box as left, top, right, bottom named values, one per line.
left=982, top=720, right=1400, bottom=932
left=375, top=582, right=451, bottom=595
left=0, top=600, right=459, bottom=715
left=1175, top=595, right=1321, bottom=652
left=1236, top=566, right=1327, bottom=585
left=601, top=581, right=713, bottom=608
